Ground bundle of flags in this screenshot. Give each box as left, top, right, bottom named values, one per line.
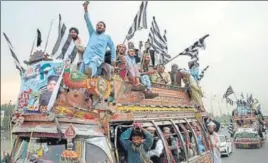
left=3, top=33, right=25, bottom=76
left=223, top=85, right=235, bottom=105
left=179, top=34, right=209, bottom=61
left=125, top=1, right=148, bottom=41
left=198, top=65, right=209, bottom=81
left=51, top=14, right=78, bottom=63
left=148, top=16, right=171, bottom=64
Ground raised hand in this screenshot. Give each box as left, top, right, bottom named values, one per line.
left=83, top=1, right=90, bottom=12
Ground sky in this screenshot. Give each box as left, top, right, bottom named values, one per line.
left=1, top=1, right=268, bottom=115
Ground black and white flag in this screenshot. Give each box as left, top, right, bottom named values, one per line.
left=241, top=92, right=244, bottom=99
left=223, top=85, right=234, bottom=98
left=179, top=34, right=209, bottom=61
left=126, top=1, right=148, bottom=40
left=228, top=123, right=234, bottom=135
left=148, top=17, right=171, bottom=64
left=226, top=97, right=234, bottom=105
left=198, top=65, right=209, bottom=81
left=3, top=33, right=25, bottom=76
left=51, top=14, right=77, bottom=63
left=247, top=94, right=253, bottom=106
left=37, top=29, right=42, bottom=47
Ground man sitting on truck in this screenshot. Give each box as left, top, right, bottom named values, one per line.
left=80, top=1, right=116, bottom=78
left=120, top=123, right=153, bottom=163
left=149, top=64, right=171, bottom=85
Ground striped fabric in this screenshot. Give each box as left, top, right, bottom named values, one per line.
left=148, top=17, right=171, bottom=64
left=223, top=85, right=234, bottom=98
left=126, top=1, right=148, bottom=40
left=179, top=34, right=208, bottom=61
left=3, top=33, right=25, bottom=76
left=228, top=123, right=234, bottom=135
left=241, top=93, right=244, bottom=99
left=51, top=14, right=77, bottom=63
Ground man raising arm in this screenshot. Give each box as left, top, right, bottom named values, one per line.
left=80, top=1, right=116, bottom=77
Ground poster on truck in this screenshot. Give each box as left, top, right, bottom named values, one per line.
left=16, top=60, right=64, bottom=113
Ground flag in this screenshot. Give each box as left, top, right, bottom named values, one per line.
left=51, top=14, right=78, bottom=63
left=125, top=1, right=148, bottom=40
left=198, top=65, right=209, bottom=81
left=148, top=17, right=171, bottom=64
left=179, top=34, right=209, bottom=60
left=226, top=97, right=234, bottom=105
left=241, top=92, right=244, bottom=99
left=163, top=29, right=167, bottom=50
left=3, top=33, right=25, bottom=76
left=223, top=86, right=234, bottom=98
left=37, top=29, right=42, bottom=47
left=247, top=94, right=253, bottom=106
left=228, top=123, right=234, bottom=136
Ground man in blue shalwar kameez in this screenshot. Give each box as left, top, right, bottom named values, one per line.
left=80, top=1, right=116, bottom=77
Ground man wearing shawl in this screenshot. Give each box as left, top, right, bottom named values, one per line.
left=208, top=121, right=222, bottom=163
left=120, top=123, right=153, bottom=163
left=69, top=27, right=85, bottom=69
left=179, top=68, right=204, bottom=111
left=80, top=1, right=116, bottom=77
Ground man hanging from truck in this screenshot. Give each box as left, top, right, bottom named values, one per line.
left=80, top=1, right=116, bottom=78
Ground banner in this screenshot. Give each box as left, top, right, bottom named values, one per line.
left=17, top=60, right=64, bottom=113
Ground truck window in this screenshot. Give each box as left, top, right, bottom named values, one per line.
left=154, top=122, right=183, bottom=163
left=178, top=122, right=199, bottom=159
left=85, top=143, right=110, bottom=163
left=112, top=122, right=169, bottom=163
left=12, top=137, right=66, bottom=163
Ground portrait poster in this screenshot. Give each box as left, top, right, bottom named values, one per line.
left=16, top=60, right=64, bottom=113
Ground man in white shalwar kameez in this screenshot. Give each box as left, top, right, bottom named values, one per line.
left=208, top=121, right=222, bottom=163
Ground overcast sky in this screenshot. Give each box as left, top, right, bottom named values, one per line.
left=1, top=1, right=268, bottom=115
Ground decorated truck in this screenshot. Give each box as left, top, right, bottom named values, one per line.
left=233, top=128, right=263, bottom=149
left=1, top=47, right=214, bottom=163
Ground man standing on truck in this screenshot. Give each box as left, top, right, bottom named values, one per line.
left=80, top=1, right=116, bottom=77
left=120, top=123, right=153, bottom=163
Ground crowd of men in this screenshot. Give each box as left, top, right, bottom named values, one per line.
left=118, top=121, right=221, bottom=163
left=67, top=2, right=201, bottom=101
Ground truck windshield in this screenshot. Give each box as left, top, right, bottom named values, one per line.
left=13, top=137, right=66, bottom=163
left=85, top=137, right=111, bottom=163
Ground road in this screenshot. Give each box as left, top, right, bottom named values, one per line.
left=220, top=128, right=268, bottom=163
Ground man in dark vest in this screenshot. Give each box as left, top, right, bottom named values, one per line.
left=146, top=127, right=164, bottom=163
left=169, top=64, right=183, bottom=87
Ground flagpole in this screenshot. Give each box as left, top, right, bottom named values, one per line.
left=122, top=36, right=127, bottom=45
left=44, top=19, right=54, bottom=54
left=29, top=34, right=37, bottom=57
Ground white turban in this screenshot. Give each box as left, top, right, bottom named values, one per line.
left=207, top=121, right=216, bottom=127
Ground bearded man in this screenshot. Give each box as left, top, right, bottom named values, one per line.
left=80, top=1, right=116, bottom=77
left=208, top=121, right=222, bottom=163
left=169, top=64, right=183, bottom=87
left=69, top=27, right=85, bottom=69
